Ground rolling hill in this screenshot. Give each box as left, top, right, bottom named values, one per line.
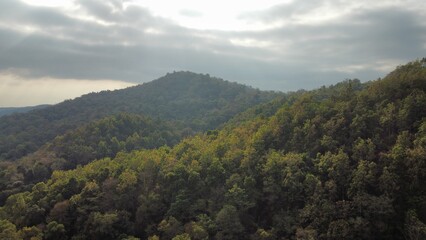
left=0, top=71, right=280, bottom=161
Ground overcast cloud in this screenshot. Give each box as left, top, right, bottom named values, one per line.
left=0, top=0, right=425, bottom=106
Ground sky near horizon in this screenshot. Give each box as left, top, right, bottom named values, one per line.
left=0, top=0, right=425, bottom=107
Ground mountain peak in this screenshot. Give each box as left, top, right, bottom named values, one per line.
left=0, top=72, right=279, bottom=161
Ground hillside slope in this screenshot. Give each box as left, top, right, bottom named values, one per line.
left=1, top=60, right=424, bottom=239
left=0, top=71, right=279, bottom=161
left=0, top=113, right=182, bottom=204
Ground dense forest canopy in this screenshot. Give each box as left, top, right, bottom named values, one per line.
left=0, top=113, right=183, bottom=205
left=0, top=60, right=425, bottom=239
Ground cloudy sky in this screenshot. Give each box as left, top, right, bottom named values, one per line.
left=1, top=0, right=425, bottom=106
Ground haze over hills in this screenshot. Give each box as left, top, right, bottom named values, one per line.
left=0, top=105, right=50, bottom=117
left=0, top=60, right=425, bottom=239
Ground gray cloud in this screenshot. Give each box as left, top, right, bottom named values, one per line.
left=0, top=0, right=75, bottom=28
left=235, top=5, right=426, bottom=77
left=0, top=0, right=425, bottom=101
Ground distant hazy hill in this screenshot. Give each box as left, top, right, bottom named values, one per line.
left=0, top=105, right=50, bottom=117
left=0, top=71, right=279, bottom=160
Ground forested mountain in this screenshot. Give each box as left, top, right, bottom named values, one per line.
left=0, top=105, right=50, bottom=117
left=0, top=60, right=424, bottom=239
left=0, top=71, right=279, bottom=161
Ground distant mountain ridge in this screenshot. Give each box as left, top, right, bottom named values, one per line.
left=0, top=105, right=50, bottom=117
left=0, top=71, right=280, bottom=161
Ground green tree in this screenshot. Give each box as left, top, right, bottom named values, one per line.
left=405, top=210, right=426, bottom=240
left=215, top=205, right=244, bottom=240
left=18, top=226, right=43, bottom=240
left=44, top=221, right=66, bottom=240
left=0, top=219, right=20, bottom=240
left=158, top=216, right=184, bottom=240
